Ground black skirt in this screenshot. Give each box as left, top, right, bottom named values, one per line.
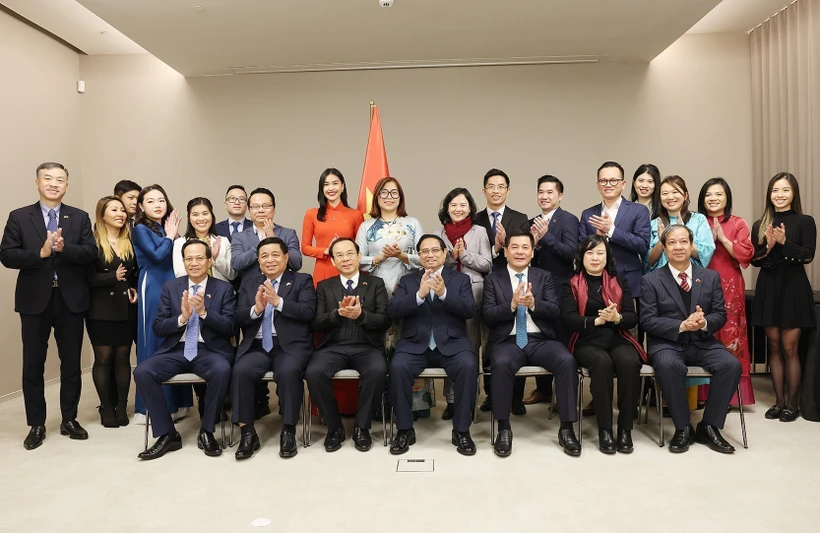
left=87, top=311, right=137, bottom=347
left=751, top=263, right=815, bottom=328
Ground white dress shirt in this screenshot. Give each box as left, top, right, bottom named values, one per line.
left=601, top=197, right=622, bottom=238
left=177, top=277, right=207, bottom=343
left=507, top=266, right=539, bottom=335
left=251, top=274, right=285, bottom=338
left=487, top=205, right=507, bottom=258
left=340, top=272, right=360, bottom=291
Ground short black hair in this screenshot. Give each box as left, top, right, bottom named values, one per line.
left=416, top=234, right=447, bottom=252
left=697, top=177, right=733, bottom=223
left=597, top=161, right=624, bottom=179
left=329, top=237, right=359, bottom=256
left=257, top=236, right=288, bottom=255
left=659, top=224, right=694, bottom=246
left=504, top=231, right=534, bottom=248
left=114, top=180, right=141, bottom=196
left=438, top=187, right=478, bottom=225
left=573, top=235, right=617, bottom=276
left=248, top=187, right=276, bottom=206
left=537, top=175, right=564, bottom=194
left=225, top=184, right=247, bottom=197
left=36, top=162, right=68, bottom=179
left=180, top=239, right=212, bottom=259
left=483, top=168, right=510, bottom=187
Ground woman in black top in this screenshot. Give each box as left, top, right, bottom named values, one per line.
left=562, top=235, right=646, bottom=454
left=87, top=196, right=138, bottom=427
left=751, top=172, right=816, bottom=422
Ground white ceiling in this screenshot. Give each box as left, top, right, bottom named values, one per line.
left=0, top=0, right=799, bottom=76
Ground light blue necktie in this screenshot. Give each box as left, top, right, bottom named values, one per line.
left=261, top=279, right=278, bottom=352
left=515, top=273, right=528, bottom=349
left=183, top=284, right=200, bottom=361
left=47, top=209, right=58, bottom=281
left=491, top=211, right=500, bottom=238
left=428, top=290, right=437, bottom=351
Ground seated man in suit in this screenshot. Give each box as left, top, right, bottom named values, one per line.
left=388, top=234, right=479, bottom=456
left=483, top=232, right=581, bottom=457
left=640, top=225, right=741, bottom=454
left=306, top=238, right=390, bottom=452
left=215, top=184, right=253, bottom=242
left=231, top=237, right=316, bottom=460
left=133, top=240, right=235, bottom=459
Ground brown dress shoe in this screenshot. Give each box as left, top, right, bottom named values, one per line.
left=522, top=390, right=548, bottom=405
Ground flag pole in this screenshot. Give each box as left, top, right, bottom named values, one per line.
left=370, top=100, right=375, bottom=122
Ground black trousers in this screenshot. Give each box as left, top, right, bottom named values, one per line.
left=20, top=288, right=84, bottom=426
left=231, top=341, right=309, bottom=426
left=573, top=342, right=641, bottom=431
left=491, top=336, right=578, bottom=423
left=391, top=348, right=477, bottom=432
left=305, top=342, right=386, bottom=432
left=133, top=344, right=231, bottom=438
left=651, top=346, right=741, bottom=430
left=483, top=350, right=526, bottom=399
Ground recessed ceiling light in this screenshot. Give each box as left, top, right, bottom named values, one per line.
left=192, top=5, right=206, bottom=11
left=99, top=30, right=109, bottom=36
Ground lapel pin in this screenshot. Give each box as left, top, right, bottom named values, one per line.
left=206, top=294, right=212, bottom=299
left=286, top=282, right=292, bottom=287
left=362, top=281, right=368, bottom=286
left=63, top=215, right=69, bottom=219
left=695, top=279, right=701, bottom=283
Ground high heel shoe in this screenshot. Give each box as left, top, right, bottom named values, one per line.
left=98, top=405, right=118, bottom=428
left=115, top=402, right=129, bottom=427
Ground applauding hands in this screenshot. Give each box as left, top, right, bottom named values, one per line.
left=337, top=295, right=362, bottom=320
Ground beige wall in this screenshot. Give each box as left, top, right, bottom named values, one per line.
left=0, top=11, right=83, bottom=398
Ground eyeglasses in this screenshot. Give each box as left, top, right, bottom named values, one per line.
left=333, top=251, right=358, bottom=260
left=183, top=256, right=208, bottom=264
left=249, top=203, right=273, bottom=211
left=484, top=185, right=508, bottom=192
left=419, top=247, right=443, bottom=255
left=226, top=196, right=247, bottom=204
left=378, top=189, right=400, bottom=199
left=597, top=178, right=624, bottom=186
left=40, top=176, right=67, bottom=185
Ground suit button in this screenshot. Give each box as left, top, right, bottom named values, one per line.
left=110, top=291, right=115, bottom=296
left=123, top=291, right=128, bottom=295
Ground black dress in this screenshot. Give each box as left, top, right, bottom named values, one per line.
left=87, top=251, right=138, bottom=346
left=751, top=210, right=816, bottom=328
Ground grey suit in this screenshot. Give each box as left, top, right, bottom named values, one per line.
left=640, top=263, right=741, bottom=430
left=230, top=224, right=302, bottom=275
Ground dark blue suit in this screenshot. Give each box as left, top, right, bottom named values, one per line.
left=388, top=267, right=478, bottom=432
left=231, top=270, right=316, bottom=426
left=483, top=266, right=578, bottom=423
left=215, top=218, right=253, bottom=242
left=133, top=276, right=236, bottom=437
left=579, top=198, right=650, bottom=297
left=640, top=264, right=741, bottom=430
left=531, top=208, right=579, bottom=291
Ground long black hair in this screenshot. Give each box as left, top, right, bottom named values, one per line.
left=697, top=177, right=733, bottom=223
left=134, top=184, right=173, bottom=235
left=183, top=197, right=217, bottom=239
left=317, top=168, right=349, bottom=222
left=630, top=163, right=661, bottom=220
left=573, top=235, right=618, bottom=276
left=756, top=172, right=803, bottom=244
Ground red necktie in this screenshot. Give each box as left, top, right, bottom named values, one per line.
left=678, top=272, right=690, bottom=292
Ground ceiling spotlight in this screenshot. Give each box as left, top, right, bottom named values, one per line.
left=379, top=0, right=394, bottom=7
left=192, top=5, right=206, bottom=11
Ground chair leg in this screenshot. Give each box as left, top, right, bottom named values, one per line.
left=220, top=409, right=227, bottom=449
left=637, top=377, right=646, bottom=426
left=578, top=375, right=584, bottom=447
left=547, top=376, right=554, bottom=421
left=737, top=384, right=748, bottom=449
left=657, top=387, right=664, bottom=447
left=301, top=385, right=308, bottom=448
left=306, top=394, right=312, bottom=448
left=144, top=411, right=150, bottom=452
left=381, top=391, right=388, bottom=447
left=389, top=407, right=395, bottom=443
left=491, top=412, right=496, bottom=445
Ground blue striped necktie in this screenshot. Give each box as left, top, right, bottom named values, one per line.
left=515, top=273, right=527, bottom=349
left=183, top=284, right=201, bottom=361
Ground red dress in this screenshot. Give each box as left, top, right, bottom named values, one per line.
left=302, top=203, right=364, bottom=415
left=700, top=215, right=755, bottom=405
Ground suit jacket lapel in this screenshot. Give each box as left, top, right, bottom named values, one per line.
left=658, top=267, right=687, bottom=316
left=499, top=269, right=514, bottom=306
left=277, top=270, right=295, bottom=301
left=689, top=265, right=704, bottom=314
left=203, top=275, right=215, bottom=312
left=331, top=276, right=346, bottom=307
left=57, top=205, right=71, bottom=232
left=612, top=198, right=627, bottom=228
left=29, top=204, right=47, bottom=241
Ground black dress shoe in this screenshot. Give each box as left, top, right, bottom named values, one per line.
left=479, top=396, right=492, bottom=412
left=353, top=426, right=372, bottom=452
left=23, top=426, right=46, bottom=450
left=279, top=427, right=298, bottom=458
left=765, top=405, right=783, bottom=419
left=234, top=430, right=260, bottom=460
left=511, top=401, right=527, bottom=416
left=493, top=428, right=513, bottom=457
left=197, top=429, right=222, bottom=457
left=617, top=428, right=634, bottom=454
left=389, top=428, right=416, bottom=455
left=441, top=403, right=455, bottom=420
left=669, top=424, right=695, bottom=453
left=324, top=427, right=346, bottom=452
left=598, top=429, right=616, bottom=455
left=138, top=432, right=182, bottom=460
left=779, top=407, right=799, bottom=422
left=452, top=430, right=476, bottom=456
left=60, top=420, right=88, bottom=440
left=558, top=426, right=581, bottom=457
left=695, top=422, right=735, bottom=453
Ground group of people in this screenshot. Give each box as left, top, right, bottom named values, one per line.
left=0, top=160, right=815, bottom=460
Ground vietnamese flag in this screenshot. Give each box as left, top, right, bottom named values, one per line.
left=357, top=102, right=390, bottom=218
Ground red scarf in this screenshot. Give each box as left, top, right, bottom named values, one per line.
left=568, top=271, right=647, bottom=362
left=443, top=218, right=473, bottom=272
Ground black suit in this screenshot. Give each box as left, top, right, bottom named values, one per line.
left=0, top=202, right=96, bottom=426
left=483, top=266, right=578, bottom=423
left=388, top=267, right=478, bottom=432
left=640, top=264, right=741, bottom=430
left=306, top=273, right=390, bottom=432
left=231, top=270, right=316, bottom=426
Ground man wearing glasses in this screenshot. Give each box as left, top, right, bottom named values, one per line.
left=215, top=185, right=253, bottom=242
left=579, top=161, right=651, bottom=301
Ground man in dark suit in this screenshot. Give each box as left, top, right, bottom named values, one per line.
left=133, top=240, right=235, bottom=460
left=388, top=234, right=478, bottom=456
left=0, top=162, right=97, bottom=450
left=640, top=225, right=741, bottom=454
left=483, top=232, right=581, bottom=457
left=474, top=168, right=530, bottom=413
left=231, top=237, right=316, bottom=460
left=215, top=184, right=253, bottom=242
left=579, top=161, right=650, bottom=300
left=524, top=175, right=580, bottom=406
left=113, top=179, right=141, bottom=230
left=306, top=238, right=389, bottom=452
